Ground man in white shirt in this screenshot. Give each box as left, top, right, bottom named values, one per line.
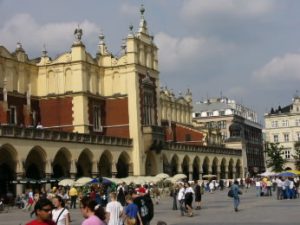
left=106, top=192, right=123, bottom=225
left=276, top=177, right=283, bottom=200
left=177, top=183, right=185, bottom=216
left=255, top=180, right=261, bottom=197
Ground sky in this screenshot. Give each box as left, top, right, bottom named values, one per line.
left=1, top=0, right=300, bottom=124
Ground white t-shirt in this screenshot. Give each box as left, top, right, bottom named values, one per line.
left=106, top=200, right=123, bottom=225
left=52, top=207, right=69, bottom=225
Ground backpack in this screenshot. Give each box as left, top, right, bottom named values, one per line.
left=228, top=189, right=234, bottom=198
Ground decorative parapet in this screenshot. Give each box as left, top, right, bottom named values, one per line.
left=0, top=125, right=132, bottom=147
left=164, top=142, right=242, bottom=156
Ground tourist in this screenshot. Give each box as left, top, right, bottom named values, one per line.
left=80, top=196, right=106, bottom=225
left=124, top=194, right=143, bottom=225
left=25, top=198, right=55, bottom=225
left=184, top=182, right=194, bottom=217
left=255, top=179, right=261, bottom=197
left=177, top=183, right=185, bottom=216
left=106, top=192, right=123, bottom=225
left=69, top=186, right=78, bottom=209
left=133, top=191, right=154, bottom=225
left=231, top=180, right=241, bottom=212
left=194, top=180, right=202, bottom=210
left=52, top=195, right=70, bottom=225
left=276, top=177, right=283, bottom=200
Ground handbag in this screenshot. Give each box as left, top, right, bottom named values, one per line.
left=227, top=189, right=234, bottom=198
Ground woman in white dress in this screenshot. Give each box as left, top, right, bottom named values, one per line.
left=52, top=195, right=70, bottom=225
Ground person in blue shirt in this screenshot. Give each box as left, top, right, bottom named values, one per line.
left=124, top=195, right=143, bottom=225
left=231, top=180, right=242, bottom=212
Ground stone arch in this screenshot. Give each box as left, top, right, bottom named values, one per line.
left=181, top=155, right=190, bottom=180
left=145, top=151, right=157, bottom=176
left=170, top=154, right=179, bottom=176
left=52, top=148, right=72, bottom=178
left=77, top=149, right=93, bottom=178
left=220, top=158, right=227, bottom=179
left=202, top=157, right=210, bottom=175
left=25, top=146, right=47, bottom=180
left=0, top=144, right=17, bottom=196
left=116, top=151, right=131, bottom=178
left=192, top=156, right=200, bottom=180
left=236, top=159, right=242, bottom=178
left=228, top=158, right=234, bottom=179
left=212, top=157, right=219, bottom=175
left=162, top=154, right=170, bottom=175
left=99, top=150, right=113, bottom=177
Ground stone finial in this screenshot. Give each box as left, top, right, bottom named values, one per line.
left=121, top=38, right=127, bottom=55
left=140, top=4, right=145, bottom=18
left=138, top=4, right=148, bottom=34
left=99, top=32, right=105, bottom=45
left=16, top=42, right=24, bottom=52
left=74, top=25, right=83, bottom=43
left=185, top=88, right=193, bottom=103
left=128, top=24, right=134, bottom=37
left=42, top=44, right=48, bottom=57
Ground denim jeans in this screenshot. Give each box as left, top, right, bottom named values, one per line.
left=233, top=197, right=240, bottom=210
left=256, top=187, right=261, bottom=197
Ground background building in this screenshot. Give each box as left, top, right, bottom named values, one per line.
left=264, top=95, right=300, bottom=170
left=193, top=97, right=265, bottom=176
left=0, top=6, right=243, bottom=196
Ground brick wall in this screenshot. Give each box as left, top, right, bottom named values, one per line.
left=39, top=97, right=73, bottom=132
left=103, top=98, right=129, bottom=138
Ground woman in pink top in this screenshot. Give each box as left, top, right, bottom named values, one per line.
left=80, top=196, right=106, bottom=225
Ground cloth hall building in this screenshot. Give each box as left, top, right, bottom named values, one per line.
left=0, top=6, right=243, bottom=196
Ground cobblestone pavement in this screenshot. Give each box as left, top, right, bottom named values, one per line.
left=0, top=187, right=299, bottom=225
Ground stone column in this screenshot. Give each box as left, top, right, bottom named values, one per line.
left=91, top=160, right=98, bottom=178
left=128, top=163, right=134, bottom=176
left=188, top=164, right=193, bottom=181
left=23, top=105, right=32, bottom=127
left=70, top=159, right=77, bottom=179
left=111, top=162, right=117, bottom=178
left=232, top=168, right=237, bottom=179
left=16, top=172, right=24, bottom=195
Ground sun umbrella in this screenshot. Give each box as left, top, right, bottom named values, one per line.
left=74, top=177, right=92, bottom=186
left=58, top=179, right=75, bottom=187
left=155, top=173, right=170, bottom=179
left=258, top=171, right=276, bottom=177
left=173, top=174, right=187, bottom=179
left=277, top=172, right=296, bottom=177
left=287, top=170, right=300, bottom=175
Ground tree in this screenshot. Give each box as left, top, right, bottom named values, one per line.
left=265, top=142, right=287, bottom=172
left=293, top=142, right=300, bottom=170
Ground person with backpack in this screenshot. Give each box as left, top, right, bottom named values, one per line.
left=133, top=191, right=153, bottom=225
left=231, top=180, right=242, bottom=212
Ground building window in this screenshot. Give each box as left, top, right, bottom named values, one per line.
left=93, top=105, right=102, bottom=132
left=284, top=133, right=289, bottom=142
left=282, top=120, right=289, bottom=127
left=273, top=134, right=279, bottom=143
left=143, top=92, right=155, bottom=125
left=271, top=121, right=278, bottom=128
left=220, top=111, right=225, bottom=116
left=9, top=106, right=17, bottom=125
left=284, top=149, right=291, bottom=159
left=207, top=112, right=213, bottom=117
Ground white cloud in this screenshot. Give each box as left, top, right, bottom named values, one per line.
left=181, top=0, right=275, bottom=19
left=120, top=3, right=139, bottom=17
left=155, top=32, right=236, bottom=73
left=254, top=53, right=300, bottom=82
left=0, top=13, right=100, bottom=57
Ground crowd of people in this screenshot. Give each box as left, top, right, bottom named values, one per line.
left=23, top=182, right=156, bottom=225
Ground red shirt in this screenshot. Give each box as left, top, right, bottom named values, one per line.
left=26, top=220, right=56, bottom=225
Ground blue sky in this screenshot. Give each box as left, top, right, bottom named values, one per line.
left=1, top=0, right=300, bottom=123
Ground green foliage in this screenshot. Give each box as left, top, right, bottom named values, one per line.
left=265, top=142, right=287, bottom=172
left=293, top=142, right=300, bottom=170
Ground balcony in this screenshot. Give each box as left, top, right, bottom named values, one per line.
left=142, top=125, right=165, bottom=153
left=0, top=125, right=132, bottom=147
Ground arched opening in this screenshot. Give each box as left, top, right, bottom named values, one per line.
left=77, top=149, right=93, bottom=178
left=116, top=152, right=130, bottom=178
left=52, top=148, right=71, bottom=178
left=182, top=156, right=190, bottom=180
left=170, top=155, right=179, bottom=176
left=212, top=157, right=218, bottom=175
left=0, top=145, right=16, bottom=196
left=236, top=159, right=241, bottom=178
left=220, top=158, right=227, bottom=179
left=25, top=148, right=46, bottom=180
left=145, top=152, right=157, bottom=176
left=202, top=157, right=210, bottom=175
left=99, top=151, right=112, bottom=177
left=192, top=157, right=200, bottom=180
left=228, top=159, right=234, bottom=179
left=162, top=154, right=170, bottom=175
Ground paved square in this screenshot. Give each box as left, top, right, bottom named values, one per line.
left=0, top=187, right=299, bottom=225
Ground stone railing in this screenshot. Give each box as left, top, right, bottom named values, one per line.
left=164, top=142, right=242, bottom=156
left=0, top=125, right=132, bottom=146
